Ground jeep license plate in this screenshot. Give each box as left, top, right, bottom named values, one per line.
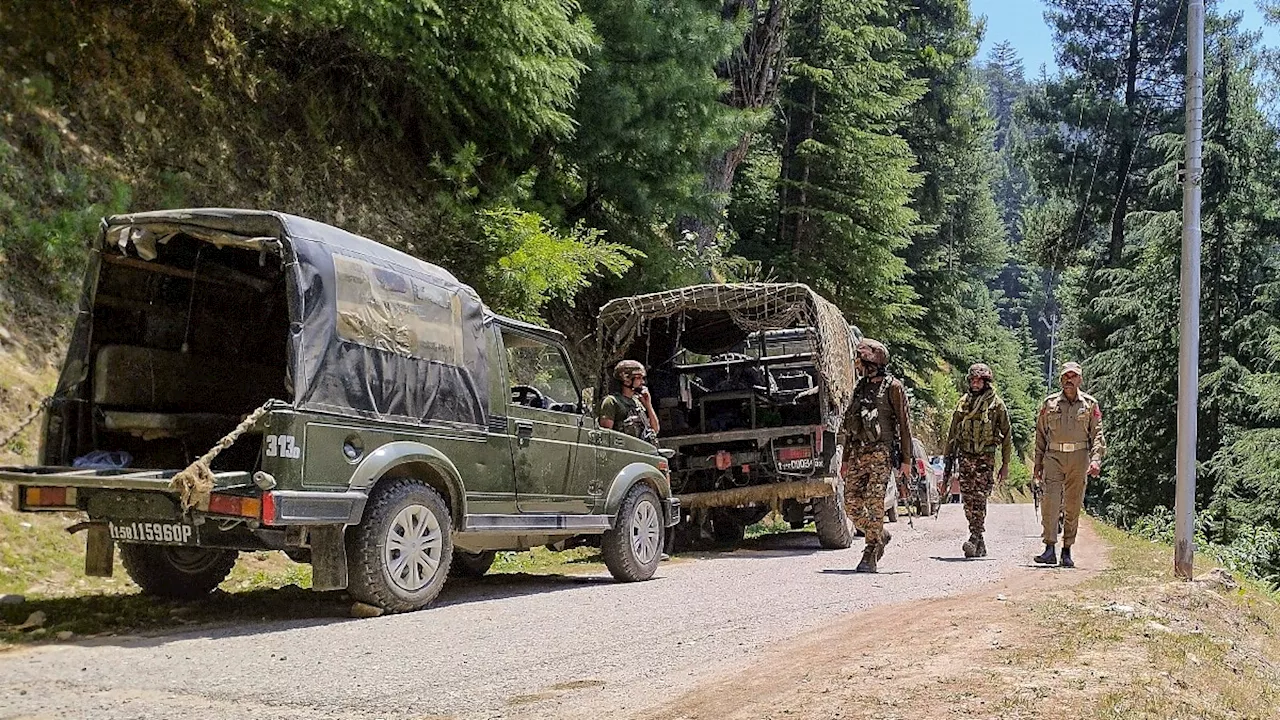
left=107, top=520, right=197, bottom=546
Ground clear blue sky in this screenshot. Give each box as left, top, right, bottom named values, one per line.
left=971, top=0, right=1278, bottom=74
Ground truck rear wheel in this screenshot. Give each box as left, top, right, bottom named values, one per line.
left=450, top=550, right=497, bottom=578
left=119, top=544, right=238, bottom=599
left=602, top=484, right=663, bottom=582
left=346, top=479, right=453, bottom=613
left=813, top=494, right=854, bottom=549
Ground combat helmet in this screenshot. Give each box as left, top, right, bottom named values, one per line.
left=967, top=363, right=994, bottom=382
left=614, top=359, right=646, bottom=383
left=856, top=338, right=889, bottom=366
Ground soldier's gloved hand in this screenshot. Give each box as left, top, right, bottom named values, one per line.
left=998, top=464, right=1009, bottom=484
left=1088, top=460, right=1101, bottom=477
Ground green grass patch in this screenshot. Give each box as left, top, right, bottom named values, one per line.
left=490, top=546, right=604, bottom=575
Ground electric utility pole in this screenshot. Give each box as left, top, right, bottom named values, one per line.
left=1175, top=0, right=1204, bottom=580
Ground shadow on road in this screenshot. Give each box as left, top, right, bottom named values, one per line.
left=818, top=569, right=909, bottom=576
left=672, top=530, right=829, bottom=560
left=1, top=569, right=642, bottom=651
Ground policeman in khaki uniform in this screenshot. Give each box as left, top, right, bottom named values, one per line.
left=1032, top=361, right=1106, bottom=568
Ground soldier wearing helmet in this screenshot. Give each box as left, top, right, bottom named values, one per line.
left=599, top=359, right=659, bottom=444
left=943, top=362, right=1013, bottom=559
left=841, top=338, right=913, bottom=573
left=1032, top=361, right=1106, bottom=569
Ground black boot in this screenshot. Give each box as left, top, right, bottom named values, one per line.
left=976, top=535, right=987, bottom=557
left=1033, top=544, right=1057, bottom=565
left=1060, top=546, right=1074, bottom=568
left=875, top=529, right=892, bottom=561
left=962, top=533, right=979, bottom=558
left=855, top=545, right=878, bottom=573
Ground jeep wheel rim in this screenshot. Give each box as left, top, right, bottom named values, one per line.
left=385, top=504, right=443, bottom=592
left=629, top=499, right=661, bottom=565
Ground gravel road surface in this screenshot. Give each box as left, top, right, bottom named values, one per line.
left=0, top=503, right=1044, bottom=720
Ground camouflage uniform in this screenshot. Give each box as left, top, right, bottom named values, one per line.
left=843, top=445, right=891, bottom=544
left=842, top=338, right=913, bottom=572
left=957, top=452, right=996, bottom=535
left=944, top=373, right=1013, bottom=558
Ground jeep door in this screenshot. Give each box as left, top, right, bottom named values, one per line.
left=498, top=327, right=592, bottom=513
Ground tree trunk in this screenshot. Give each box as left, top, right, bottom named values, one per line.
left=678, top=0, right=790, bottom=279
left=1108, top=0, right=1143, bottom=266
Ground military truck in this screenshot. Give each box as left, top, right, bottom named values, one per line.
left=0, top=209, right=678, bottom=613
left=596, top=284, right=857, bottom=548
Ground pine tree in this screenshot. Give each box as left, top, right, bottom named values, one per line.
left=767, top=0, right=925, bottom=349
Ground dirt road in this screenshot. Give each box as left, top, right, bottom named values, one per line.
left=0, top=504, right=1055, bottom=720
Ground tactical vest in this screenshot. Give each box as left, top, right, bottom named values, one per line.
left=610, top=393, right=656, bottom=443
left=850, top=376, right=895, bottom=446
left=955, top=391, right=1001, bottom=454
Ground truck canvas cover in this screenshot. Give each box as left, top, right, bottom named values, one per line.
left=596, top=283, right=858, bottom=415
left=79, top=209, right=490, bottom=427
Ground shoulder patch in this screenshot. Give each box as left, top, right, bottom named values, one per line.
left=1093, top=405, right=1102, bottom=420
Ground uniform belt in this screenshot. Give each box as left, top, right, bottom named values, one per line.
left=1050, top=442, right=1086, bottom=453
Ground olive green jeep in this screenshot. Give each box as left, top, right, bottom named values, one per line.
left=0, top=209, right=677, bottom=613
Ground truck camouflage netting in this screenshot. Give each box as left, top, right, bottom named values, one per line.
left=596, top=283, right=857, bottom=414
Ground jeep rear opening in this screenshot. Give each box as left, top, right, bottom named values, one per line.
left=596, top=283, right=859, bottom=549
left=1, top=209, right=676, bottom=612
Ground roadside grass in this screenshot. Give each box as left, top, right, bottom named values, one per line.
left=994, top=523, right=1280, bottom=718
left=0, top=499, right=637, bottom=649
left=490, top=546, right=603, bottom=575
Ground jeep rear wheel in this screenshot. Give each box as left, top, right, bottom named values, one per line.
left=449, top=550, right=497, bottom=578
left=119, top=544, right=238, bottom=599
left=602, top=484, right=663, bottom=582
left=346, top=479, right=453, bottom=613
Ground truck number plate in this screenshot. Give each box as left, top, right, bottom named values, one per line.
left=108, top=521, right=197, bottom=546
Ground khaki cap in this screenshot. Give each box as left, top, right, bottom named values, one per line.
left=1059, top=361, right=1083, bottom=378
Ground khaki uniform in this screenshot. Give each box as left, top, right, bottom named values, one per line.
left=1033, top=391, right=1106, bottom=547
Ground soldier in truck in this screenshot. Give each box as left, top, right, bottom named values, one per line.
left=599, top=359, right=660, bottom=443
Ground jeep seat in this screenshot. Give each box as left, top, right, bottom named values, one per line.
left=92, top=345, right=281, bottom=438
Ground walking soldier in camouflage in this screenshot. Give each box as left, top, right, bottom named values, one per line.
left=943, top=363, right=1013, bottom=559
left=841, top=338, right=913, bottom=573
left=1032, top=361, right=1106, bottom=569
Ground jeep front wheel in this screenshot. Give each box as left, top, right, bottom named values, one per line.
left=119, top=544, right=238, bottom=599
left=346, top=479, right=453, bottom=613
left=602, top=484, right=663, bottom=582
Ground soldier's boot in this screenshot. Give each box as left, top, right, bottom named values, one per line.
left=962, top=533, right=980, bottom=559
left=1033, top=544, right=1057, bottom=565
left=875, top=529, right=892, bottom=561
left=855, top=545, right=878, bottom=573
left=1060, top=546, right=1075, bottom=568
left=975, top=535, right=987, bottom=557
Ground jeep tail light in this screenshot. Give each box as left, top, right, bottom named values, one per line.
left=208, top=493, right=262, bottom=520
left=22, top=486, right=77, bottom=509
left=261, top=491, right=278, bottom=525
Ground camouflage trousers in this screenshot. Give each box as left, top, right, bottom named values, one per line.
left=957, top=451, right=995, bottom=536
left=844, top=445, right=891, bottom=544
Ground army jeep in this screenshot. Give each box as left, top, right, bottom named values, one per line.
left=0, top=209, right=677, bottom=613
